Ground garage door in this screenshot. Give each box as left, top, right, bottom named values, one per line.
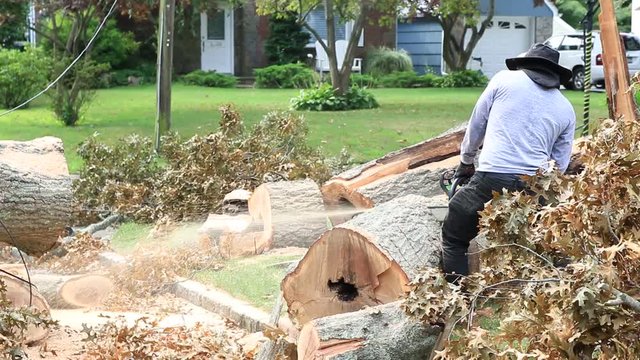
left=468, top=16, right=532, bottom=78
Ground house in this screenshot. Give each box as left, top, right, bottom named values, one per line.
left=196, top=0, right=557, bottom=79
left=197, top=3, right=393, bottom=76
left=397, top=0, right=556, bottom=78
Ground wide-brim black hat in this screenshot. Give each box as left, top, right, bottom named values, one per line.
left=505, top=43, right=573, bottom=85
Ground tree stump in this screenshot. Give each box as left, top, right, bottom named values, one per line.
left=282, top=194, right=442, bottom=324
left=297, top=301, right=441, bottom=360
left=0, top=137, right=73, bottom=255
left=248, top=180, right=328, bottom=249
left=0, top=273, right=51, bottom=344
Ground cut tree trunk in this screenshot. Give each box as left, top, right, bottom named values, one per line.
left=321, top=125, right=465, bottom=209
left=282, top=194, right=443, bottom=324
left=248, top=180, right=328, bottom=249
left=198, top=214, right=265, bottom=257
left=297, top=301, right=441, bottom=360
left=221, top=189, right=251, bottom=215
left=1, top=264, right=113, bottom=309
left=0, top=137, right=73, bottom=255
left=0, top=273, right=51, bottom=344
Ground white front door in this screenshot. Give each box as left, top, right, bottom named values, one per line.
left=201, top=8, right=234, bottom=74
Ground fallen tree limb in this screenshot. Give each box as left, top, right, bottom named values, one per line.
left=297, top=301, right=441, bottom=360
left=282, top=195, right=443, bottom=324
left=0, top=137, right=73, bottom=255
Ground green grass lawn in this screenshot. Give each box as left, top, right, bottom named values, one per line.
left=0, top=85, right=609, bottom=172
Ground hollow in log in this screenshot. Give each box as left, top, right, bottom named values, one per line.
left=297, top=301, right=441, bottom=360
left=248, top=180, right=327, bottom=249
left=0, top=137, right=73, bottom=255
left=282, top=195, right=442, bottom=324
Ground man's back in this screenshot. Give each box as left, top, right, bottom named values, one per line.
left=461, top=70, right=576, bottom=175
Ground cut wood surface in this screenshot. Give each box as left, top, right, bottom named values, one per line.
left=1, top=264, right=113, bottom=309
left=297, top=301, right=441, bottom=360
left=282, top=195, right=443, bottom=324
left=248, top=180, right=328, bottom=249
left=321, top=126, right=465, bottom=208
left=0, top=273, right=50, bottom=344
left=0, top=137, right=73, bottom=255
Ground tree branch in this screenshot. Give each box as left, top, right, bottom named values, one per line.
left=602, top=284, right=640, bottom=313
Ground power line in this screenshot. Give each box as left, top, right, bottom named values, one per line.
left=0, top=0, right=119, bottom=119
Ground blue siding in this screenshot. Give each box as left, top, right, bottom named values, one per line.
left=304, top=8, right=346, bottom=46
left=397, top=20, right=443, bottom=75
left=479, top=0, right=553, bottom=16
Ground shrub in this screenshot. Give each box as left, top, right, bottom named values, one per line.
left=365, top=47, right=413, bottom=77
left=265, top=13, right=311, bottom=65
left=74, top=106, right=331, bottom=222
left=439, top=70, right=488, bottom=88
left=50, top=58, right=109, bottom=126
left=254, top=63, right=317, bottom=89
left=182, top=70, right=237, bottom=88
left=0, top=48, right=51, bottom=109
left=350, top=74, right=378, bottom=88
left=291, top=84, right=379, bottom=111
left=375, top=71, right=441, bottom=88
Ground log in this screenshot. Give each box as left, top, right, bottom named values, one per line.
left=1, top=265, right=113, bottom=309
left=221, top=189, right=251, bottom=215
left=198, top=214, right=266, bottom=257
left=248, top=180, right=328, bottom=249
left=0, top=273, right=51, bottom=344
left=321, top=125, right=466, bottom=209
left=297, top=301, right=441, bottom=360
left=282, top=195, right=443, bottom=324
left=0, top=137, right=73, bottom=255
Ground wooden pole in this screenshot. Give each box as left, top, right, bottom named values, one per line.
left=154, top=0, right=176, bottom=152
left=598, top=0, right=638, bottom=122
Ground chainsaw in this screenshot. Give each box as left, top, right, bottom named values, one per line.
left=439, top=169, right=472, bottom=200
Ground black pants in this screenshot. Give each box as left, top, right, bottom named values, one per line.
left=441, top=171, right=525, bottom=283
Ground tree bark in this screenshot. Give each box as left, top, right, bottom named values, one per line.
left=297, top=301, right=441, bottom=360
left=248, top=180, right=328, bottom=250
left=282, top=195, right=442, bottom=324
left=0, top=137, right=73, bottom=255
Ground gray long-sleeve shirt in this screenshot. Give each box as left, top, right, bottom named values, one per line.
left=460, top=70, right=576, bottom=174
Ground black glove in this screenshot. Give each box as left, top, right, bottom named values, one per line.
left=454, top=162, right=475, bottom=179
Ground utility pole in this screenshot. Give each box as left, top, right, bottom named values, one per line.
left=154, top=0, right=176, bottom=153
left=598, top=0, right=638, bottom=122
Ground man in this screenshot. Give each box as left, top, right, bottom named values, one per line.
left=441, top=43, right=576, bottom=283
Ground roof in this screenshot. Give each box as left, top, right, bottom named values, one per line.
left=479, top=0, right=554, bottom=17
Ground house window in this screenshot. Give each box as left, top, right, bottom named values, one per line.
left=498, top=21, right=510, bottom=29
left=514, top=22, right=527, bottom=29
left=207, top=10, right=225, bottom=40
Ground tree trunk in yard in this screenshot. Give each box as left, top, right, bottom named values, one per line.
left=0, top=137, right=73, bottom=255
left=282, top=195, right=442, bottom=325
left=297, top=301, right=441, bottom=360
left=440, top=0, right=495, bottom=72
